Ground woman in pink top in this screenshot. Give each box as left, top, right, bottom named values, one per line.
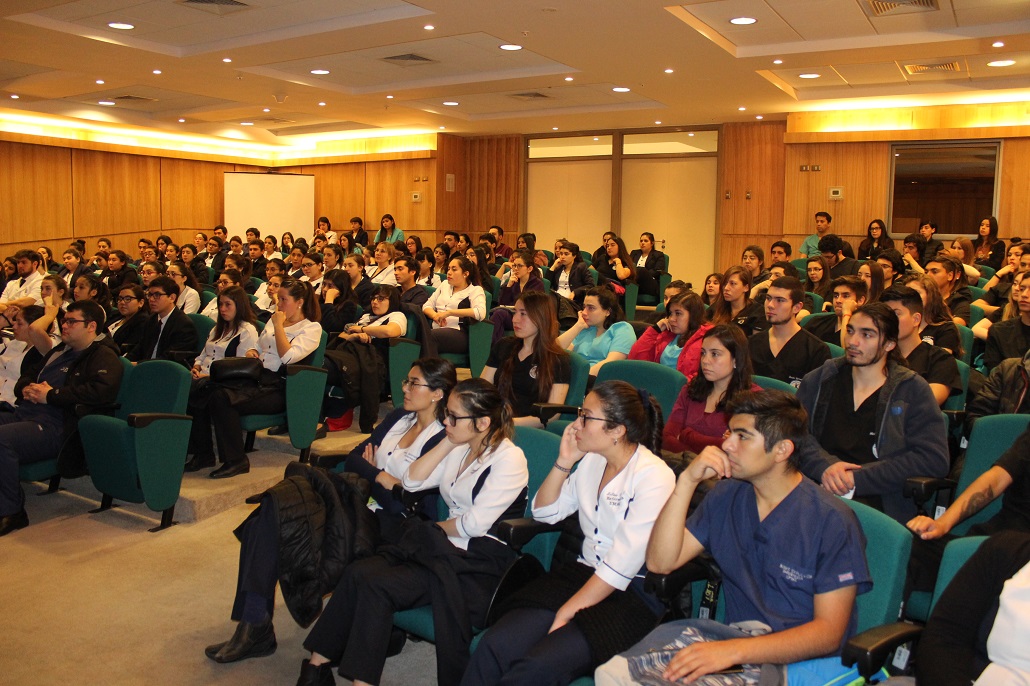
left=629, top=291, right=711, bottom=379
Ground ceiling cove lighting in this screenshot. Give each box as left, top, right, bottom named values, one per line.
left=564, top=77, right=574, bottom=81
left=178, top=118, right=185, bottom=122
left=729, top=17, right=756, bottom=25
left=310, top=69, right=330, bottom=75
left=773, top=59, right=783, bottom=65
left=755, top=115, right=764, bottom=119
left=98, top=100, right=116, bottom=106
left=654, top=120, right=662, bottom=124
left=424, top=24, right=435, bottom=30
left=152, top=70, right=162, bottom=75
left=263, top=108, right=270, bottom=112
left=738, top=106, right=746, bottom=111
left=386, top=95, right=394, bottom=99
left=222, top=58, right=232, bottom=63
left=241, top=122, right=253, bottom=126
left=612, top=87, right=631, bottom=93
left=799, top=73, right=821, bottom=79
left=96, top=79, right=105, bottom=84
left=499, top=44, right=523, bottom=51
left=664, top=68, right=674, bottom=74
left=552, top=127, right=558, bottom=130
left=442, top=101, right=459, bottom=106
left=992, top=41, right=1005, bottom=48
left=988, top=60, right=1015, bottom=67
left=439, top=126, right=445, bottom=130
left=318, top=102, right=326, bottom=106
left=10, top=94, right=19, bottom=99
left=108, top=22, right=134, bottom=30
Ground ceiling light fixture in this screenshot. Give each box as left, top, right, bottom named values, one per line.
left=755, top=115, right=764, bottom=120
left=263, top=108, right=270, bottom=112
left=499, top=44, right=523, bottom=51
left=664, top=68, right=674, bottom=74
left=318, top=101, right=326, bottom=106
left=96, top=79, right=105, bottom=84
left=310, top=69, right=330, bottom=75
left=988, top=60, right=1015, bottom=67
left=593, top=137, right=599, bottom=141
left=152, top=70, right=162, bottom=75
left=552, top=127, right=558, bottom=130
left=178, top=118, right=185, bottom=123
left=992, top=41, right=1004, bottom=48
left=612, top=87, right=630, bottom=92
left=424, top=24, right=434, bottom=30
left=222, top=58, right=232, bottom=63
left=729, top=17, right=757, bottom=25
left=10, top=94, right=19, bottom=99
left=654, top=120, right=662, bottom=125
left=98, top=100, right=116, bottom=106
left=108, top=22, right=134, bottom=30
left=564, top=77, right=574, bottom=81
left=738, top=106, right=746, bottom=111
left=773, top=59, right=783, bottom=65
left=688, top=132, right=694, bottom=137
left=241, top=122, right=253, bottom=126
left=799, top=73, right=821, bottom=79
left=439, top=126, right=445, bottom=130
left=442, top=101, right=459, bottom=106
left=386, top=95, right=394, bottom=99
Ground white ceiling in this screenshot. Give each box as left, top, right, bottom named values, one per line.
left=0, top=0, right=1027, bottom=145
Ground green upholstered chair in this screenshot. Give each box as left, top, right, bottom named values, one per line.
left=387, top=310, right=424, bottom=408
left=753, top=375, right=797, bottom=394
left=969, top=304, right=985, bottom=327
left=957, top=325, right=974, bottom=366
left=827, top=342, right=845, bottom=358
left=806, top=291, right=824, bottom=313
left=200, top=289, right=216, bottom=308
left=439, top=320, right=493, bottom=379
left=800, top=311, right=834, bottom=328
left=187, top=313, right=215, bottom=354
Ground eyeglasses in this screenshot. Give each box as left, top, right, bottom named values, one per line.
left=62, top=317, right=87, bottom=326
left=116, top=295, right=140, bottom=303
left=444, top=411, right=476, bottom=426
left=371, top=295, right=389, bottom=302
left=302, top=262, right=317, bottom=268
left=401, top=378, right=430, bottom=390
left=575, top=408, right=607, bottom=424
left=140, top=269, right=157, bottom=276
left=146, top=291, right=169, bottom=299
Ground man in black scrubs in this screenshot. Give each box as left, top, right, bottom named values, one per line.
left=796, top=302, right=948, bottom=523
left=803, top=276, right=867, bottom=347
left=749, top=276, right=830, bottom=388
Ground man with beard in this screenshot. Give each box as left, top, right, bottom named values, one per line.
left=795, top=302, right=948, bottom=524
left=748, top=276, right=830, bottom=388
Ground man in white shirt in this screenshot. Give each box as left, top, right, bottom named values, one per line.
left=0, top=250, right=45, bottom=322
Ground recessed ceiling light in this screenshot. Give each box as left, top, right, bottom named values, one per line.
left=729, top=17, right=757, bottom=25
left=499, top=44, right=523, bottom=51
left=442, top=101, right=459, bottom=106
left=799, top=73, right=821, bottom=79
left=424, top=24, right=435, bottom=30
left=241, top=122, right=253, bottom=126
left=310, top=69, right=330, bottom=75
left=10, top=94, right=19, bottom=99
left=612, top=87, right=631, bottom=93
left=895, top=153, right=900, bottom=157
left=552, top=127, right=558, bottom=131
left=263, top=108, right=270, bottom=112
left=593, top=137, right=599, bottom=141
left=992, top=41, right=1005, bottom=48
left=95, top=79, right=105, bottom=84
left=318, top=101, right=326, bottom=106
left=988, top=60, right=1015, bottom=67
left=222, top=58, right=232, bottom=63
left=439, top=126, right=445, bottom=130
left=152, top=69, right=162, bottom=75
left=654, top=120, right=662, bottom=125
left=98, top=100, right=116, bottom=106
left=564, top=77, right=574, bottom=81
left=738, top=106, right=746, bottom=111
left=108, top=22, right=134, bottom=30
left=386, top=95, right=394, bottom=99
left=755, top=115, right=764, bottom=120
left=688, top=132, right=694, bottom=137
left=773, top=59, right=783, bottom=65
left=664, top=68, right=674, bottom=74
left=178, top=118, right=185, bottom=123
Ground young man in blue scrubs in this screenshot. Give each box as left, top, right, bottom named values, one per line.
left=595, top=390, right=871, bottom=685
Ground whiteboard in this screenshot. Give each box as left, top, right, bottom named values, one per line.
left=223, top=172, right=315, bottom=243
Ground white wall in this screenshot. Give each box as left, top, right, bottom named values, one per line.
left=526, top=160, right=612, bottom=253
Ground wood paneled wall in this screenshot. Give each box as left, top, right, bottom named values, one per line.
left=466, top=135, right=523, bottom=236
left=999, top=138, right=1030, bottom=235
left=716, top=122, right=787, bottom=270
left=0, top=141, right=73, bottom=243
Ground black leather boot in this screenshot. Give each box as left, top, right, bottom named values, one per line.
left=296, top=660, right=335, bottom=686
left=205, top=619, right=276, bottom=663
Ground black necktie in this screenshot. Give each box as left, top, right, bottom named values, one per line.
left=152, top=318, right=165, bottom=359
left=18, top=278, right=25, bottom=287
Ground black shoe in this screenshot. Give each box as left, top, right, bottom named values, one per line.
left=206, top=619, right=276, bottom=663
left=267, top=424, right=289, bottom=436
left=0, top=509, right=28, bottom=537
left=184, top=454, right=215, bottom=472
left=296, top=660, right=335, bottom=686
left=313, top=425, right=327, bottom=441
left=210, top=461, right=250, bottom=479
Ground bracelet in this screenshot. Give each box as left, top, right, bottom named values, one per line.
left=553, top=462, right=573, bottom=474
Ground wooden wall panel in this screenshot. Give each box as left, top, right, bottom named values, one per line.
left=716, top=122, right=786, bottom=270
left=71, top=149, right=161, bottom=237
left=0, top=141, right=73, bottom=243
left=160, top=158, right=233, bottom=232
left=434, top=134, right=468, bottom=235
left=364, top=158, right=435, bottom=239
left=999, top=138, right=1030, bottom=237
left=782, top=141, right=891, bottom=255
left=467, top=135, right=522, bottom=235
left=301, top=163, right=366, bottom=232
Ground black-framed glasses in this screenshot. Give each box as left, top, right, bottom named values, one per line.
left=302, top=262, right=317, bottom=268
left=146, top=291, right=169, bottom=299
left=115, top=295, right=140, bottom=303
left=575, top=408, right=607, bottom=424
left=401, top=378, right=430, bottom=390
left=444, top=411, right=476, bottom=426
left=62, top=317, right=87, bottom=327
left=371, top=295, right=389, bottom=302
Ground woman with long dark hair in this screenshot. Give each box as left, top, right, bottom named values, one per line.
left=189, top=286, right=260, bottom=379
left=545, top=240, right=595, bottom=304
left=858, top=260, right=885, bottom=303
left=900, top=273, right=963, bottom=357
left=596, top=235, right=636, bottom=291
left=629, top=232, right=666, bottom=298
left=101, top=250, right=139, bottom=293
left=167, top=261, right=201, bottom=314
left=423, top=255, right=488, bottom=355
left=373, top=213, right=404, bottom=245
left=707, top=266, right=761, bottom=337
left=297, top=378, right=528, bottom=686
left=630, top=291, right=712, bottom=379
left=974, top=242, right=1026, bottom=316
left=342, top=254, right=375, bottom=311
left=489, top=249, right=545, bottom=343
left=462, top=380, right=675, bottom=686
left=972, top=215, right=1004, bottom=271
left=415, top=248, right=443, bottom=287
left=404, top=235, right=423, bottom=258
left=858, top=218, right=894, bottom=260
left=107, top=283, right=149, bottom=355
left=187, top=279, right=322, bottom=478
left=465, top=245, right=494, bottom=296
left=701, top=272, right=722, bottom=307
left=805, top=255, right=833, bottom=302
left=558, top=286, right=635, bottom=377
left=482, top=291, right=571, bottom=427
left=663, top=324, right=757, bottom=453
left=180, top=243, right=209, bottom=285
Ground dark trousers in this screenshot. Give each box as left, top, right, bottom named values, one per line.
left=189, top=385, right=285, bottom=465
left=461, top=607, right=593, bottom=686
left=229, top=499, right=280, bottom=621
left=303, top=555, right=434, bottom=685
left=432, top=327, right=470, bottom=355
left=489, top=309, right=514, bottom=346
left=0, top=413, right=64, bottom=515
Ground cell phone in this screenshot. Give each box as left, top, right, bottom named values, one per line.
left=714, top=665, right=745, bottom=674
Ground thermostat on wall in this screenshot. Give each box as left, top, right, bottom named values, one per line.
left=411, top=191, right=422, bottom=203
left=828, top=186, right=843, bottom=200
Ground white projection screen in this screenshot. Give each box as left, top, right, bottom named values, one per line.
left=223, top=172, right=315, bottom=242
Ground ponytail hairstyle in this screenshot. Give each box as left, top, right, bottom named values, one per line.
left=451, top=378, right=514, bottom=454
left=412, top=357, right=458, bottom=423
left=590, top=380, right=664, bottom=455
left=212, top=285, right=256, bottom=340
left=496, top=291, right=567, bottom=408
left=279, top=278, right=321, bottom=322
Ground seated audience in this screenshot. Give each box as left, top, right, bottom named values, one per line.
left=321, top=244, right=343, bottom=273
left=803, top=275, right=867, bottom=347
left=56, top=248, right=89, bottom=287
left=489, top=249, right=544, bottom=343
left=949, top=236, right=982, bottom=285
left=857, top=259, right=884, bottom=302
left=769, top=239, right=791, bottom=264
left=797, top=302, right=949, bottom=523
left=630, top=291, right=710, bottom=379
left=545, top=240, right=595, bottom=304
left=597, top=390, right=871, bottom=686
left=819, top=233, right=860, bottom=278
left=804, top=255, right=833, bottom=304
left=966, top=349, right=1030, bottom=432
left=107, top=283, right=149, bottom=355
left=0, top=300, right=124, bottom=536
left=414, top=248, right=442, bottom=288
left=857, top=218, right=893, bottom=260
left=167, top=261, right=201, bottom=314
left=984, top=274, right=1030, bottom=371
left=366, top=242, right=398, bottom=286
left=903, top=232, right=928, bottom=272
left=489, top=225, right=512, bottom=259
left=204, top=236, right=228, bottom=271
left=286, top=246, right=305, bottom=279
left=200, top=269, right=244, bottom=319
left=125, top=275, right=199, bottom=365
left=749, top=276, right=831, bottom=388
left=423, top=255, right=488, bottom=355
left=247, top=240, right=267, bottom=277
left=919, top=219, right=946, bottom=266
left=254, top=259, right=286, bottom=310
left=342, top=254, right=375, bottom=311
left=629, top=232, right=666, bottom=298
left=707, top=266, right=762, bottom=337
left=927, top=253, right=972, bottom=326
left=558, top=286, right=635, bottom=377
left=740, top=244, right=769, bottom=285
left=590, top=231, right=617, bottom=266
left=433, top=243, right=450, bottom=274
left=876, top=248, right=905, bottom=289
left=298, top=252, right=324, bottom=295
left=391, top=255, right=429, bottom=308
left=0, top=250, right=44, bottom=312
left=465, top=245, right=496, bottom=299
left=596, top=235, right=636, bottom=293
left=974, top=244, right=1029, bottom=316
left=372, top=213, right=404, bottom=244
left=972, top=215, right=1005, bottom=271
left=481, top=291, right=571, bottom=428
left=463, top=381, right=675, bottom=686
left=180, top=243, right=209, bottom=285
left=298, top=379, right=527, bottom=686
left=900, top=273, right=963, bottom=357
left=700, top=272, right=721, bottom=307
left=0, top=305, right=50, bottom=407
left=663, top=324, right=757, bottom=454
left=138, top=261, right=165, bottom=289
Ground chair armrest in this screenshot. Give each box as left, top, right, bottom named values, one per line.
left=943, top=410, right=966, bottom=428
left=386, top=336, right=419, bottom=347
left=285, top=364, right=327, bottom=377
left=127, top=412, right=191, bottom=429
left=495, top=517, right=565, bottom=551
left=530, top=403, right=580, bottom=426
left=645, top=556, right=719, bottom=604
left=905, top=476, right=958, bottom=510
left=841, top=621, right=924, bottom=679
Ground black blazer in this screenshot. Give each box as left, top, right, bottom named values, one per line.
left=126, top=308, right=199, bottom=363
left=189, top=256, right=211, bottom=284
left=544, top=261, right=595, bottom=296
left=56, top=264, right=91, bottom=287
left=629, top=249, right=666, bottom=274
left=110, top=312, right=148, bottom=356
left=102, top=267, right=140, bottom=293
left=349, top=229, right=368, bottom=247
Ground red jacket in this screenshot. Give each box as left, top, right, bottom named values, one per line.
left=629, top=323, right=713, bottom=380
